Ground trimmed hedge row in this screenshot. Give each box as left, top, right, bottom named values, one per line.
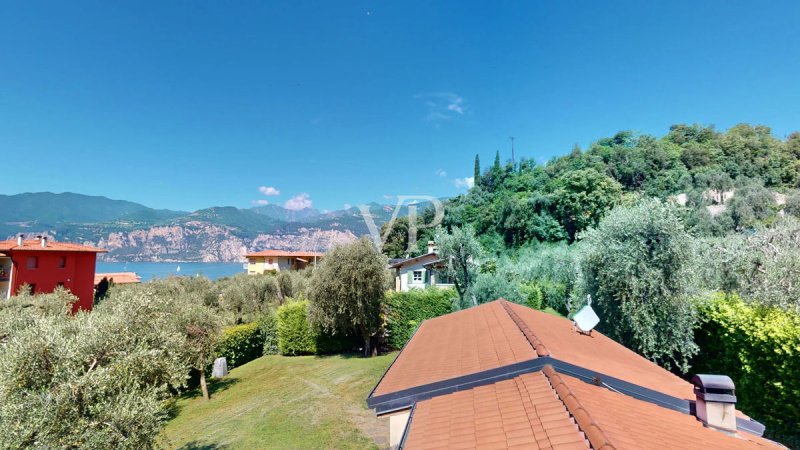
left=692, top=293, right=800, bottom=446
left=215, top=321, right=264, bottom=369
left=275, top=300, right=359, bottom=355
left=384, top=288, right=456, bottom=349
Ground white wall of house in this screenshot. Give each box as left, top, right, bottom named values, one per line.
left=394, top=254, right=450, bottom=292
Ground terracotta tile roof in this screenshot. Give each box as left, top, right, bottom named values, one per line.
left=370, top=300, right=782, bottom=449
left=502, top=301, right=695, bottom=401
left=402, top=367, right=781, bottom=450
left=371, top=301, right=538, bottom=396
left=0, top=239, right=107, bottom=253
left=94, top=272, right=141, bottom=285
left=244, top=250, right=323, bottom=258
left=544, top=367, right=780, bottom=450
left=404, top=371, right=589, bottom=450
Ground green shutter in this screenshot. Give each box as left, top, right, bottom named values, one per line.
left=424, top=269, right=429, bottom=284
left=407, top=271, right=413, bottom=284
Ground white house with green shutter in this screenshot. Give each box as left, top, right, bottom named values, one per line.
left=389, top=242, right=455, bottom=292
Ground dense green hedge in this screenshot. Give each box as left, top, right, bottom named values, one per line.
left=276, top=301, right=317, bottom=355
left=274, top=300, right=359, bottom=355
left=216, top=321, right=264, bottom=369
left=259, top=312, right=279, bottom=355
left=384, top=288, right=456, bottom=349
left=692, top=293, right=800, bottom=446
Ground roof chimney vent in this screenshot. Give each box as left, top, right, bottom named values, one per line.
left=17, top=234, right=23, bottom=246
left=41, top=236, right=47, bottom=248
left=427, top=241, right=437, bottom=254
left=692, top=374, right=737, bottom=434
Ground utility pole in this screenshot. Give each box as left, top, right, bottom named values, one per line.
left=509, top=136, right=516, bottom=165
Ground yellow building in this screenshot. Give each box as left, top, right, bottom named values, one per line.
left=245, top=250, right=323, bottom=274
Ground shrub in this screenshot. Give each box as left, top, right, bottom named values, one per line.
left=384, top=289, right=456, bottom=349
left=215, top=321, right=264, bottom=369
left=519, top=282, right=543, bottom=310
left=258, top=312, right=279, bottom=355
left=276, top=300, right=316, bottom=355
left=693, top=293, right=800, bottom=446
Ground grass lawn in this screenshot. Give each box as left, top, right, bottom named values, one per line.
left=158, top=353, right=396, bottom=450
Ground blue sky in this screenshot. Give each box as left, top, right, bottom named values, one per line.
left=1, top=1, right=799, bottom=212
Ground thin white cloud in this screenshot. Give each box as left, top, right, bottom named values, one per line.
left=284, top=193, right=313, bottom=210
left=383, top=194, right=396, bottom=200
left=252, top=199, right=270, bottom=206
left=258, top=186, right=281, bottom=196
left=415, top=92, right=469, bottom=122
left=436, top=169, right=447, bottom=177
left=454, top=176, right=475, bottom=189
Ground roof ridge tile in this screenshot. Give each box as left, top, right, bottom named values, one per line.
left=500, top=300, right=550, bottom=356
left=543, top=365, right=617, bottom=450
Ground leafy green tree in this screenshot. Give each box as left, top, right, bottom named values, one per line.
left=471, top=272, right=524, bottom=304
left=176, top=299, right=222, bottom=400
left=0, top=289, right=190, bottom=449
left=723, top=179, right=776, bottom=230
left=578, top=199, right=698, bottom=372
left=435, top=225, right=483, bottom=308
left=553, top=168, right=623, bottom=241
left=308, top=237, right=388, bottom=356
left=380, top=216, right=414, bottom=258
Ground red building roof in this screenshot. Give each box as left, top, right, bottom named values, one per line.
left=0, top=239, right=106, bottom=253
left=94, top=272, right=141, bottom=285
left=245, top=250, right=323, bottom=258
left=368, top=300, right=780, bottom=449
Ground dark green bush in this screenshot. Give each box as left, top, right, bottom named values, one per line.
left=258, top=312, right=279, bottom=355
left=692, top=293, right=800, bottom=447
left=384, top=289, right=456, bottom=349
left=215, top=321, right=263, bottom=369
left=276, top=300, right=316, bottom=355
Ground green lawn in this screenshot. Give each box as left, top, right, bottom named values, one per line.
left=159, top=353, right=396, bottom=450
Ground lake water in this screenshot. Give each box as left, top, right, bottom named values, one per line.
left=95, top=262, right=245, bottom=281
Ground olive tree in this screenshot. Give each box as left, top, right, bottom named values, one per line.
left=175, top=297, right=222, bottom=400
left=0, top=290, right=189, bottom=449
left=578, top=198, right=698, bottom=372
left=435, top=225, right=483, bottom=309
left=308, top=237, right=388, bottom=356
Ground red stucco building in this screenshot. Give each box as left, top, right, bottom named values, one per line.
left=0, top=236, right=106, bottom=312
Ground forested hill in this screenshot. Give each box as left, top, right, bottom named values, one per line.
left=438, top=123, right=800, bottom=253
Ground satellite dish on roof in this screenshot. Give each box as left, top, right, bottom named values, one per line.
left=573, top=295, right=600, bottom=335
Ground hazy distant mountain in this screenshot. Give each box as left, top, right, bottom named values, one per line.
left=251, top=204, right=321, bottom=222
left=0, top=192, right=440, bottom=262
left=0, top=192, right=184, bottom=224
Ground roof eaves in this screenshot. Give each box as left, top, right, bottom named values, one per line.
left=388, top=252, right=437, bottom=269
left=396, top=402, right=417, bottom=450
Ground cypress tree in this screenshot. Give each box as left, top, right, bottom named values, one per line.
left=494, top=150, right=501, bottom=171
left=474, top=154, right=481, bottom=186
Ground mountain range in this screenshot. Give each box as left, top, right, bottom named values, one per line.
left=0, top=192, right=424, bottom=262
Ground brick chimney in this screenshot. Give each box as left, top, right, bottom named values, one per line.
left=692, top=374, right=737, bottom=434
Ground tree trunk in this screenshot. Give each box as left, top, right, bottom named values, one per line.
left=363, top=335, right=372, bottom=357
left=199, top=367, right=210, bottom=400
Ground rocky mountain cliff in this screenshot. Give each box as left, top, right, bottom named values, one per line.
left=1, top=192, right=421, bottom=262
